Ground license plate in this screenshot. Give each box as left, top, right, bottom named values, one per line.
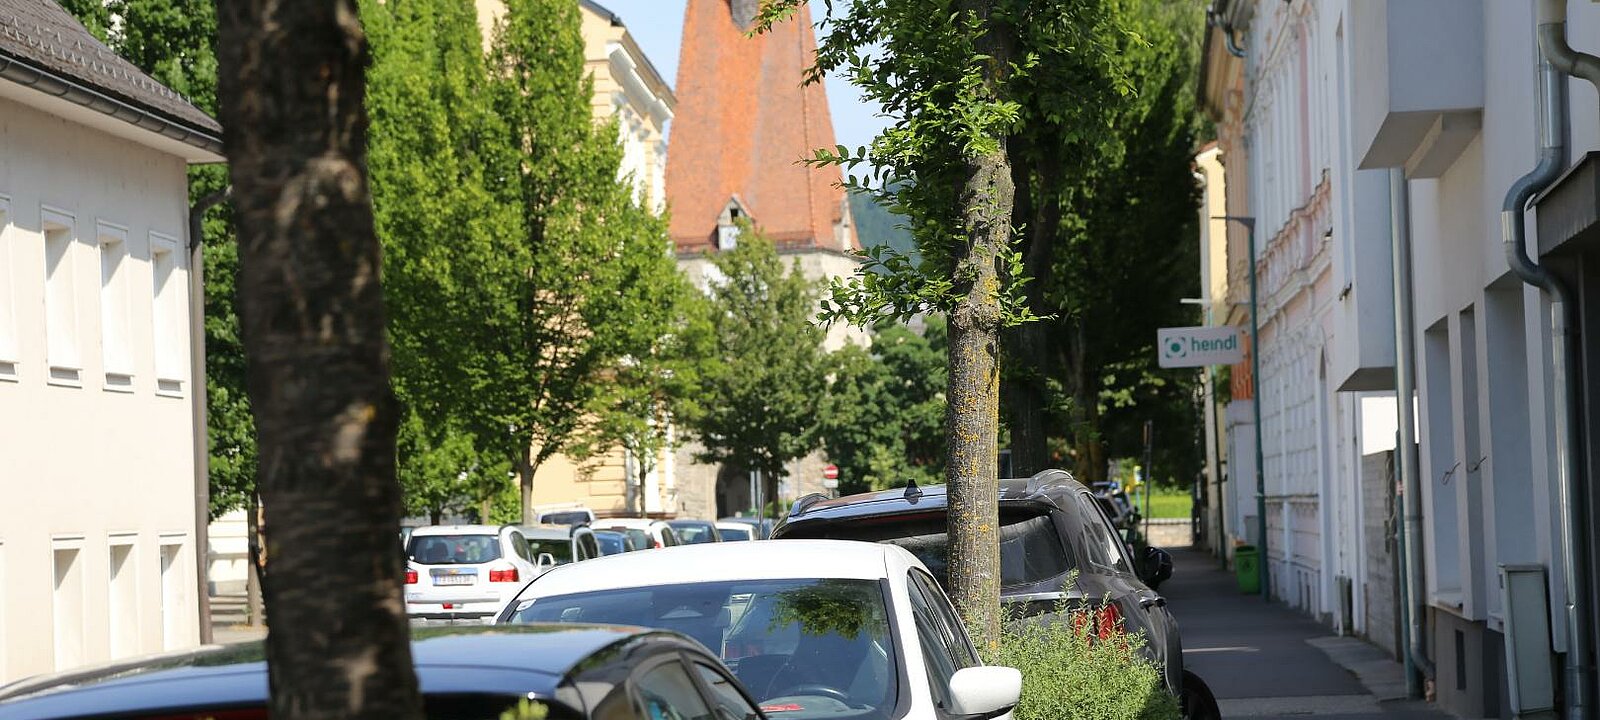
left=433, top=572, right=475, bottom=586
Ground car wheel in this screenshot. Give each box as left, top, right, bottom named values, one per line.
left=1181, top=670, right=1221, bottom=720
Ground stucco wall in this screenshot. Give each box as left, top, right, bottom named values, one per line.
left=0, top=94, right=200, bottom=683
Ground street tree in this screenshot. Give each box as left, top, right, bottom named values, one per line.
left=820, top=319, right=948, bottom=494
left=687, top=232, right=829, bottom=509
left=215, top=1, right=422, bottom=717
left=755, top=0, right=1033, bottom=648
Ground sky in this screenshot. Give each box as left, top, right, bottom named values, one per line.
left=593, top=0, right=887, bottom=154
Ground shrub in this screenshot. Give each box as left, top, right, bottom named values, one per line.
left=984, top=601, right=1179, bottom=720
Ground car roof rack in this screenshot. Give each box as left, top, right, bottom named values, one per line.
left=1024, top=469, right=1075, bottom=495
left=789, top=493, right=829, bottom=517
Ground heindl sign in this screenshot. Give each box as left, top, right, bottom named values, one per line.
left=1156, top=326, right=1245, bottom=368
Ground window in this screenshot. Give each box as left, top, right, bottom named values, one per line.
left=813, top=511, right=1072, bottom=590
left=906, top=573, right=958, bottom=710
left=693, top=662, right=758, bottom=720
left=108, top=536, right=139, bottom=658
left=635, top=660, right=711, bottom=720
left=98, top=223, right=133, bottom=388
left=409, top=534, right=502, bottom=565
left=0, top=195, right=16, bottom=380
left=149, top=232, right=184, bottom=394
left=1076, top=494, right=1133, bottom=575
left=909, top=571, right=978, bottom=668
left=42, top=208, right=80, bottom=383
left=52, top=538, right=85, bottom=670
left=159, top=539, right=186, bottom=650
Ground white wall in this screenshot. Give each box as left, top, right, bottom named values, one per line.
left=0, top=94, right=200, bottom=683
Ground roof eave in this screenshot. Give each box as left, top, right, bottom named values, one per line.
left=0, top=48, right=224, bottom=163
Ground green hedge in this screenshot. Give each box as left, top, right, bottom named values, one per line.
left=986, top=604, right=1179, bottom=720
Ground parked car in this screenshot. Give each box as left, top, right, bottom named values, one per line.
left=534, top=504, right=597, bottom=527
left=593, top=518, right=680, bottom=549
left=715, top=521, right=754, bottom=541
left=592, top=529, right=643, bottom=555
left=666, top=519, right=722, bottom=544
left=1090, top=480, right=1138, bottom=530
left=0, top=625, right=766, bottom=720
left=716, top=515, right=774, bottom=540
left=517, top=524, right=601, bottom=565
left=771, top=470, right=1183, bottom=697
left=405, top=525, right=553, bottom=623
left=496, top=539, right=1023, bottom=720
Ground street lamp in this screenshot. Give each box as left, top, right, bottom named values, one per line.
left=1213, top=215, right=1267, bottom=601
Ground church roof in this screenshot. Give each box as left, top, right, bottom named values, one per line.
left=664, top=0, right=855, bottom=254
left=0, top=0, right=222, bottom=157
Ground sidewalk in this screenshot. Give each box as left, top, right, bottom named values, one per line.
left=1162, top=547, right=1448, bottom=720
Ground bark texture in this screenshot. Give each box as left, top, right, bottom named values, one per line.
left=215, top=2, right=423, bottom=717
left=946, top=0, right=1016, bottom=653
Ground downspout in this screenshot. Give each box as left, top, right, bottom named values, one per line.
left=1206, top=4, right=1248, bottom=59
left=1390, top=168, right=1435, bottom=685
left=1508, top=3, right=1591, bottom=715
left=188, top=187, right=228, bottom=645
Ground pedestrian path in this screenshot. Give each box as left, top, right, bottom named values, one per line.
left=1161, top=547, right=1448, bottom=720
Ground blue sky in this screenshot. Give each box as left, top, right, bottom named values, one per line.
left=595, top=0, right=887, bottom=154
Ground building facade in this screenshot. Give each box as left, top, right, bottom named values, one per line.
left=1201, top=0, right=1600, bottom=714
left=0, top=0, right=222, bottom=683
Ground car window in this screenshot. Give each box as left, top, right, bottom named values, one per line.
left=909, top=571, right=977, bottom=668
left=578, top=533, right=600, bottom=560
left=904, top=573, right=956, bottom=710
left=526, top=537, right=575, bottom=564
left=718, top=527, right=751, bottom=542
left=508, top=532, right=532, bottom=562
left=635, top=660, right=713, bottom=720
left=595, top=531, right=628, bottom=555
left=541, top=511, right=592, bottom=526
left=693, top=662, right=759, bottom=720
left=409, top=535, right=502, bottom=565
left=660, top=527, right=680, bottom=547
left=1075, top=494, right=1133, bottom=575
left=509, top=578, right=897, bottom=720
left=816, top=511, right=1071, bottom=590
left=672, top=524, right=718, bottom=544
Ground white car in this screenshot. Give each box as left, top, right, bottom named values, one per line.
left=405, top=524, right=554, bottom=623
left=494, top=540, right=1022, bottom=720
left=592, top=517, right=681, bottom=549
left=715, top=521, right=755, bottom=541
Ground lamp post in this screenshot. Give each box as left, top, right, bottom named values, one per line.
left=1215, top=215, right=1267, bottom=600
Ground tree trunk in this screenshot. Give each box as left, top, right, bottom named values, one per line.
left=518, top=451, right=537, bottom=525
left=946, top=0, right=1016, bottom=653
left=1002, top=138, right=1060, bottom=478
left=215, top=2, right=423, bottom=717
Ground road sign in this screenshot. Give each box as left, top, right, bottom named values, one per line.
left=1157, top=325, right=1245, bottom=368
left=823, top=464, right=839, bottom=480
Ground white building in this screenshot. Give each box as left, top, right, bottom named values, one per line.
left=0, top=0, right=222, bottom=683
left=1203, top=0, right=1600, bottom=715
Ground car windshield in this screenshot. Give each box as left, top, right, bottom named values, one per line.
left=540, top=511, right=590, bottom=526
left=599, top=527, right=652, bottom=549
left=507, top=579, right=896, bottom=720
left=719, top=526, right=751, bottom=541
left=525, top=537, right=573, bottom=563
left=796, top=511, right=1071, bottom=589
left=594, top=531, right=628, bottom=554
left=409, top=535, right=501, bottom=565
left=671, top=522, right=717, bottom=544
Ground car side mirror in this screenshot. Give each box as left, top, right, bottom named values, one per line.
left=948, top=666, right=1021, bottom=718
left=1144, top=547, right=1174, bottom=587
left=537, top=552, right=557, bottom=569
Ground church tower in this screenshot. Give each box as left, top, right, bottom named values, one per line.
left=665, top=0, right=863, bottom=349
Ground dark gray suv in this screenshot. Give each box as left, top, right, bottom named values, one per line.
left=771, top=469, right=1183, bottom=697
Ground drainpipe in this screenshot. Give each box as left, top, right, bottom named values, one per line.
left=1206, top=3, right=1248, bottom=59
left=1507, top=3, right=1591, bottom=715
left=188, top=187, right=228, bottom=645
left=1389, top=168, right=1435, bottom=687
left=1539, top=0, right=1600, bottom=100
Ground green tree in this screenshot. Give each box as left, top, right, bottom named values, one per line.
left=821, top=318, right=947, bottom=494
left=361, top=0, right=518, bottom=517
left=756, top=0, right=1041, bottom=648
left=59, top=0, right=254, bottom=519
left=687, top=232, right=829, bottom=505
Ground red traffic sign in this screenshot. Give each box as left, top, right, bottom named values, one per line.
left=823, top=464, right=839, bottom=480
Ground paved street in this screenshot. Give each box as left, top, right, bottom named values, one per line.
left=1164, top=547, right=1447, bottom=720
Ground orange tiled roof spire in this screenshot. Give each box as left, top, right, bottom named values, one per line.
left=665, top=0, right=857, bottom=254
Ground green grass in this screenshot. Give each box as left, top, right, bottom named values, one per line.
left=1141, top=486, right=1193, bottom=519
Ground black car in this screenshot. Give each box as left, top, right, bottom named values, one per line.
left=0, top=625, right=768, bottom=720
left=771, top=469, right=1183, bottom=696
left=593, top=528, right=644, bottom=554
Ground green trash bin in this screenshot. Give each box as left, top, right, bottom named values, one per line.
left=1234, top=545, right=1260, bottom=594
